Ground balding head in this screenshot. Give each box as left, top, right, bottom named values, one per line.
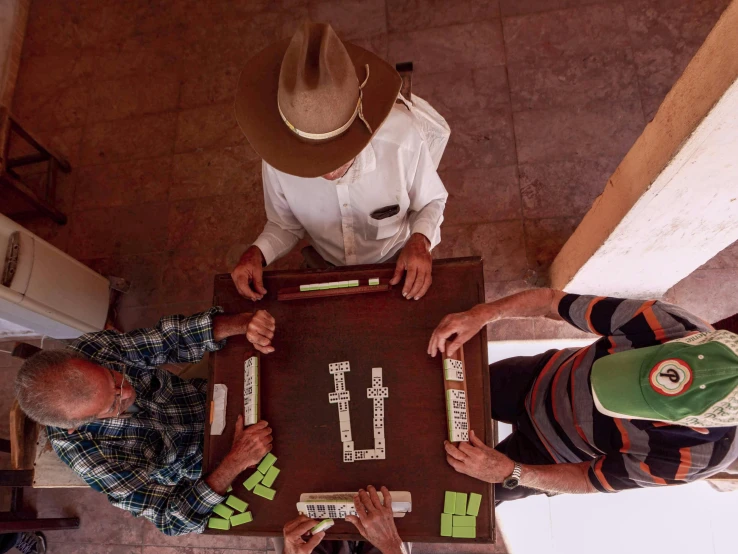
left=14, top=350, right=127, bottom=428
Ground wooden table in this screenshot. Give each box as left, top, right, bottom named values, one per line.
left=205, top=257, right=494, bottom=543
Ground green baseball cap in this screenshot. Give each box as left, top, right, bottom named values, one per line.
left=591, top=330, right=738, bottom=427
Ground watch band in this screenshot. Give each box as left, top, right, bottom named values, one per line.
left=502, top=462, right=523, bottom=489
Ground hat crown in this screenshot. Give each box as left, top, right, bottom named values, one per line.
left=278, top=23, right=359, bottom=136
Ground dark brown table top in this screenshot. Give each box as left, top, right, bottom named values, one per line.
left=205, top=257, right=494, bottom=543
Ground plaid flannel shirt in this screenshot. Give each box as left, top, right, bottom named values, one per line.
left=47, top=308, right=227, bottom=536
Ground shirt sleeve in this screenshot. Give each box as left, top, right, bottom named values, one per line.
left=251, top=162, right=305, bottom=265
left=70, top=307, right=226, bottom=368
left=49, top=434, right=223, bottom=536
left=557, top=294, right=712, bottom=339
left=587, top=425, right=735, bottom=492
left=406, top=139, right=448, bottom=250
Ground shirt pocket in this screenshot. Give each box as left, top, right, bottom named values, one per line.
left=365, top=210, right=405, bottom=241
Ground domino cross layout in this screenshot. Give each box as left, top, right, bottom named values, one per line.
left=329, top=362, right=387, bottom=462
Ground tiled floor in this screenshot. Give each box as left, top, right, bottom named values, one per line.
left=1, top=0, right=736, bottom=553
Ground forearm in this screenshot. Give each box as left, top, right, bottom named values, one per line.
left=213, top=313, right=251, bottom=342
left=204, top=454, right=243, bottom=495
left=519, top=461, right=597, bottom=495
left=475, top=289, right=565, bottom=324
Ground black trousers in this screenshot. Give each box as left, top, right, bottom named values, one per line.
left=491, top=351, right=558, bottom=503
left=0, top=533, right=19, bottom=554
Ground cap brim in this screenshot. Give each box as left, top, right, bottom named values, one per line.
left=590, top=347, right=659, bottom=420
left=234, top=39, right=402, bottom=178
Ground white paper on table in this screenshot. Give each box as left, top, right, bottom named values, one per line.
left=211, top=384, right=227, bottom=435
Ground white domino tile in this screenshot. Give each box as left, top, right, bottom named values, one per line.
left=329, top=361, right=351, bottom=374
left=243, top=357, right=259, bottom=425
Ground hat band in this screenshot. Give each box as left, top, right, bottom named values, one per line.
left=278, top=64, right=373, bottom=141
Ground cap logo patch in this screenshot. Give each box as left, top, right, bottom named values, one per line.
left=649, top=359, right=693, bottom=396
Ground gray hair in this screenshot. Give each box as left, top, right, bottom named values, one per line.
left=15, top=350, right=99, bottom=428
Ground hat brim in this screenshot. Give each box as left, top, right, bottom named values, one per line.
left=234, top=39, right=402, bottom=178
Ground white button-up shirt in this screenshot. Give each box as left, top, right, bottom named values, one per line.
left=252, top=106, right=448, bottom=266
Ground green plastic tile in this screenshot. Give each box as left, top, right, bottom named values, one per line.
left=369, top=278, right=380, bottom=286
left=230, top=511, right=253, bottom=526
left=212, top=503, right=234, bottom=519
left=208, top=516, right=230, bottom=530
left=243, top=470, right=264, bottom=491
left=253, top=483, right=276, bottom=500
left=467, top=493, right=482, bottom=517
left=310, top=518, right=335, bottom=534
left=225, top=495, right=248, bottom=513
left=452, top=526, right=476, bottom=538
left=261, top=465, right=280, bottom=488
left=453, top=515, right=476, bottom=527
left=443, top=491, right=456, bottom=513
left=440, top=513, right=453, bottom=537
left=454, top=492, right=467, bottom=516
left=257, top=453, right=277, bottom=474
left=226, top=485, right=232, bottom=493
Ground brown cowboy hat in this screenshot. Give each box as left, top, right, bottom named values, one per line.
left=234, top=22, right=401, bottom=178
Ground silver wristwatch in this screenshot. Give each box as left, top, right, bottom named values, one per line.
left=502, top=463, right=522, bottom=489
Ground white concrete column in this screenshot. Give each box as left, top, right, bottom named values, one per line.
left=550, top=1, right=738, bottom=298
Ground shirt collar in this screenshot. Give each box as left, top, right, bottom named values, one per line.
left=336, top=141, right=376, bottom=183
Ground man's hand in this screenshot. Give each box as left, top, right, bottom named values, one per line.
left=232, top=246, right=267, bottom=301
left=427, top=305, right=488, bottom=357
left=346, top=486, right=404, bottom=554
left=224, top=416, right=273, bottom=472
left=246, top=310, right=276, bottom=354
left=389, top=233, right=432, bottom=300
left=445, top=430, right=515, bottom=483
left=283, top=515, right=325, bottom=554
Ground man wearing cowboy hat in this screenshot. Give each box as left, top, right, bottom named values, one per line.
left=231, top=22, right=448, bottom=302
left=428, top=289, right=738, bottom=502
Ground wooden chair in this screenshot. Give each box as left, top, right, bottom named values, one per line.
left=0, top=342, right=80, bottom=533
left=0, top=107, right=71, bottom=225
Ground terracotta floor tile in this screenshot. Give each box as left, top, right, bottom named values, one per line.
left=500, top=0, right=605, bottom=17
left=14, top=48, right=94, bottom=92
left=503, top=3, right=629, bottom=65
left=16, top=216, right=71, bottom=252
left=413, top=540, right=507, bottom=553
left=667, top=269, right=738, bottom=324
left=523, top=216, right=581, bottom=274
left=80, top=113, right=177, bottom=166
left=174, top=103, right=246, bottom=154
left=625, top=0, right=731, bottom=98
left=440, top=166, right=521, bottom=225
left=484, top=279, right=534, bottom=303
left=487, top=318, right=537, bottom=342
left=74, top=0, right=139, bottom=47
left=387, top=0, right=500, bottom=32
left=82, top=253, right=168, bottom=310
left=11, top=79, right=90, bottom=132
left=22, top=0, right=84, bottom=56
left=87, top=72, right=180, bottom=123
left=169, top=145, right=261, bottom=202
left=700, top=239, right=738, bottom=270
left=158, top=250, right=231, bottom=305
left=68, top=202, right=170, bottom=260
left=388, top=21, right=505, bottom=75
left=412, top=67, right=510, bottom=122
left=48, top=545, right=141, bottom=554
left=439, top=109, right=517, bottom=170
left=167, top=195, right=267, bottom=254
left=141, top=519, right=268, bottom=550
left=25, top=487, right=145, bottom=545
left=73, top=157, right=173, bottom=211
left=519, top=158, right=615, bottom=219
left=309, top=0, right=387, bottom=40
left=434, top=220, right=528, bottom=282
left=513, top=100, right=644, bottom=165
left=641, top=94, right=665, bottom=121
left=508, top=48, right=639, bottom=112
left=179, top=64, right=240, bottom=110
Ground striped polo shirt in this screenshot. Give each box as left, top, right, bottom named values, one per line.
left=525, top=294, right=738, bottom=492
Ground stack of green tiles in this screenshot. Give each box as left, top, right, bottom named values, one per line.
left=440, top=491, right=482, bottom=538
left=243, top=452, right=280, bottom=501
left=299, top=280, right=360, bottom=291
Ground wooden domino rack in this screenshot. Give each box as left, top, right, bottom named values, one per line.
left=442, top=347, right=470, bottom=443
